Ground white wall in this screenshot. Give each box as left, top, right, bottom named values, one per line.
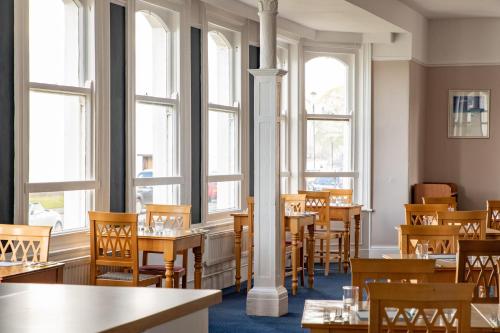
left=371, top=60, right=410, bottom=248
left=428, top=18, right=500, bottom=65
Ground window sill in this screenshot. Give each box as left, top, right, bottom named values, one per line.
left=49, top=229, right=90, bottom=261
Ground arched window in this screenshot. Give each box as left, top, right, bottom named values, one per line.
left=27, top=0, right=93, bottom=233
left=206, top=26, right=241, bottom=218
left=304, top=55, right=353, bottom=191
left=208, top=31, right=232, bottom=106
left=134, top=6, right=180, bottom=213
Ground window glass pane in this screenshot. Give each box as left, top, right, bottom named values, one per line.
left=306, top=120, right=350, bottom=172
left=208, top=31, right=231, bottom=106
left=29, top=91, right=88, bottom=182
left=280, top=119, right=288, bottom=172
left=136, top=11, right=169, bottom=98
left=29, top=0, right=80, bottom=85
left=305, top=56, right=348, bottom=115
left=208, top=110, right=236, bottom=175
left=305, top=177, right=352, bottom=191
left=136, top=184, right=180, bottom=214
left=136, top=103, right=176, bottom=178
left=29, top=190, right=93, bottom=234
left=281, top=176, right=289, bottom=193
left=208, top=181, right=239, bottom=213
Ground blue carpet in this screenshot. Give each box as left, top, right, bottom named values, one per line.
left=209, top=265, right=350, bottom=333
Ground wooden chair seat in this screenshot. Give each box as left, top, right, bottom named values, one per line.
left=97, top=272, right=162, bottom=285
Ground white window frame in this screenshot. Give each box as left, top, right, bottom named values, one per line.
left=130, top=1, right=183, bottom=211
left=126, top=0, right=190, bottom=213
left=301, top=48, right=360, bottom=199
left=202, top=9, right=247, bottom=223
left=14, top=0, right=98, bottom=236
left=277, top=43, right=291, bottom=193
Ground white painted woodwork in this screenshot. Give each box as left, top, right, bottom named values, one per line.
left=246, top=68, right=288, bottom=317
left=258, top=0, right=278, bottom=69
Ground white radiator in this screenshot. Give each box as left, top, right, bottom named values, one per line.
left=61, top=256, right=90, bottom=285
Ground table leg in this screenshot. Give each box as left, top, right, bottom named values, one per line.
left=307, top=224, right=315, bottom=288
left=193, top=246, right=203, bottom=289
left=343, top=219, right=350, bottom=273
left=354, top=214, right=361, bottom=259
left=291, top=232, right=299, bottom=296
left=234, top=223, right=242, bottom=292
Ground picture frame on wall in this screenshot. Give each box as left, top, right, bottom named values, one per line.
left=448, top=90, right=490, bottom=138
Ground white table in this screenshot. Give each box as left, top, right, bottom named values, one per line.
left=0, top=283, right=221, bottom=333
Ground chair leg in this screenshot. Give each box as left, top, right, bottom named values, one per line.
left=319, top=239, right=324, bottom=265
left=142, top=251, right=150, bottom=266
left=174, top=272, right=180, bottom=288
left=300, top=246, right=305, bottom=287
left=182, top=250, right=188, bottom=288
left=338, top=237, right=343, bottom=272
left=325, top=238, right=330, bottom=276
left=156, top=278, right=162, bottom=288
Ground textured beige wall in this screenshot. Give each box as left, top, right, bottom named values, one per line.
left=409, top=61, right=427, bottom=187
left=372, top=61, right=410, bottom=247
left=424, top=65, right=500, bottom=210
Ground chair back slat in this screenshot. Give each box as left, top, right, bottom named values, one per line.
left=325, top=189, right=353, bottom=204
left=405, top=204, right=449, bottom=225
left=281, top=194, right=306, bottom=213
left=299, top=191, right=329, bottom=227
left=423, top=196, right=457, bottom=210
left=89, top=211, right=139, bottom=285
left=457, top=239, right=500, bottom=303
left=399, top=225, right=460, bottom=254
left=438, top=211, right=487, bottom=240
left=0, top=224, right=52, bottom=262
left=368, top=283, right=474, bottom=333
left=487, top=200, right=500, bottom=230
left=351, top=258, right=435, bottom=301
left=145, top=204, right=191, bottom=230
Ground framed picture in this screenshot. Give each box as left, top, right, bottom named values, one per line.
left=448, top=90, right=490, bottom=138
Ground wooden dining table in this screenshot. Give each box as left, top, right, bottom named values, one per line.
left=0, top=262, right=64, bottom=284
left=138, top=230, right=205, bottom=288
left=302, top=300, right=496, bottom=332
left=231, top=212, right=316, bottom=294
left=327, top=204, right=363, bottom=272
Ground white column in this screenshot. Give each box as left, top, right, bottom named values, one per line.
left=246, top=0, right=288, bottom=317
left=258, top=0, right=277, bottom=69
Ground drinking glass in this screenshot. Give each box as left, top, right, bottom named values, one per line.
left=416, top=242, right=429, bottom=259
left=175, top=217, right=184, bottom=231
left=342, top=286, right=359, bottom=320
left=154, top=219, right=164, bottom=235
left=137, top=215, right=146, bottom=233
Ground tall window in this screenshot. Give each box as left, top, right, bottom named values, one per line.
left=27, top=0, right=94, bottom=233
left=278, top=45, right=290, bottom=193
left=304, top=54, right=355, bottom=191
left=134, top=3, right=180, bottom=215
left=206, top=26, right=241, bottom=219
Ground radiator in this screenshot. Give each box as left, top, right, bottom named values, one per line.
left=61, top=256, right=90, bottom=285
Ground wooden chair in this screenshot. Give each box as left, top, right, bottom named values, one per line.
left=89, top=211, right=162, bottom=287
left=423, top=196, right=457, bottom=210
left=281, top=194, right=306, bottom=288
left=0, top=224, right=52, bottom=262
left=399, top=225, right=460, bottom=255
left=351, top=258, right=435, bottom=301
left=140, top=204, right=191, bottom=288
left=437, top=211, right=487, bottom=240
left=457, top=239, right=500, bottom=303
left=299, top=190, right=342, bottom=276
left=368, top=282, right=474, bottom=333
left=486, top=200, right=500, bottom=230
left=404, top=203, right=449, bottom=225
left=246, top=197, right=254, bottom=292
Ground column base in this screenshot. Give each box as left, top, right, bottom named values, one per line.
left=246, top=286, right=288, bottom=317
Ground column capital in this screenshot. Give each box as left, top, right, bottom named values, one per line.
left=258, top=0, right=278, bottom=13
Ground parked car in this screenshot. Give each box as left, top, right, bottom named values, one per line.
left=136, top=169, right=153, bottom=213
left=28, top=202, right=63, bottom=232
left=309, top=177, right=341, bottom=191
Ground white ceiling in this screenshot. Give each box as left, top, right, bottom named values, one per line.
left=238, top=0, right=403, bottom=33
left=398, top=0, right=500, bottom=19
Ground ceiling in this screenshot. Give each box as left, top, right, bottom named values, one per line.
left=238, top=0, right=403, bottom=33
left=398, top=0, right=500, bottom=19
